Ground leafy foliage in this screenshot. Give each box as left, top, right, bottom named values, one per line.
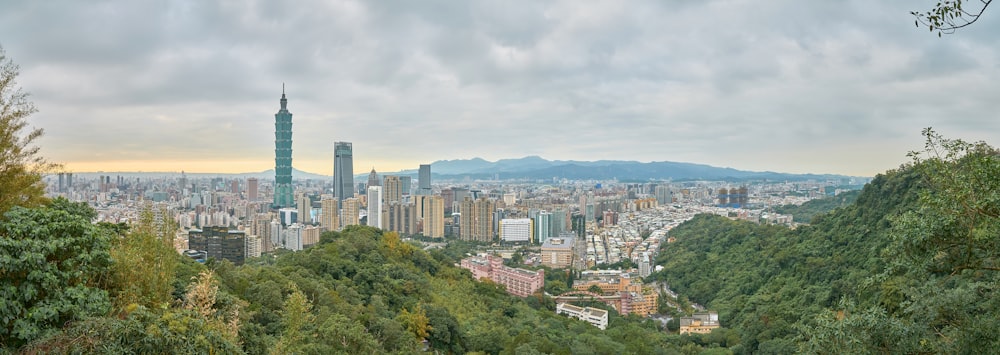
left=650, top=166, right=923, bottom=352
left=912, top=0, right=993, bottom=36
left=0, top=199, right=112, bottom=348
left=772, top=190, right=860, bottom=223
left=0, top=46, right=58, bottom=216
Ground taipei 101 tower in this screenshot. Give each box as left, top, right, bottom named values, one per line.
left=273, top=85, right=294, bottom=208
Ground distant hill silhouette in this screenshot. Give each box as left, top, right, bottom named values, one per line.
left=68, top=157, right=858, bottom=182
left=420, top=156, right=855, bottom=181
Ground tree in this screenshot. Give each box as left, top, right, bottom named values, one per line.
left=892, top=128, right=1000, bottom=274
left=0, top=46, right=58, bottom=216
left=0, top=199, right=112, bottom=348
left=912, top=0, right=993, bottom=36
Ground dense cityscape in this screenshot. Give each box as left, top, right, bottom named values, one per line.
left=41, top=90, right=867, bottom=334
left=4, top=1, right=997, bottom=353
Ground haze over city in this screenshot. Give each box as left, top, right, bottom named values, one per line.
left=1, top=0, right=997, bottom=176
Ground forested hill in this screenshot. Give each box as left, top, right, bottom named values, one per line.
left=650, top=167, right=921, bottom=352
left=651, top=139, right=1000, bottom=354
left=6, top=207, right=723, bottom=354
left=771, top=190, right=861, bottom=223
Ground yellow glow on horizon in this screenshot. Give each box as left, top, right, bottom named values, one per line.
left=62, top=159, right=421, bottom=175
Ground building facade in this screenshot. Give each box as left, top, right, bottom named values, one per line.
left=417, top=164, right=432, bottom=195
left=679, top=312, right=720, bottom=335
left=383, top=175, right=403, bottom=204
left=333, top=141, right=354, bottom=208
left=273, top=88, right=294, bottom=208
left=541, top=236, right=575, bottom=268
left=188, top=226, right=247, bottom=265
left=556, top=303, right=608, bottom=330
left=460, top=254, right=544, bottom=297
left=342, top=197, right=360, bottom=226
left=320, top=197, right=339, bottom=231
left=422, top=195, right=445, bottom=238
left=500, top=218, right=533, bottom=243
left=367, top=186, right=383, bottom=229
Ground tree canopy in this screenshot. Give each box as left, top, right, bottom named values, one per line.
left=0, top=45, right=57, bottom=216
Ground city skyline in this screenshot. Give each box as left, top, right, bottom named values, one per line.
left=1, top=1, right=998, bottom=177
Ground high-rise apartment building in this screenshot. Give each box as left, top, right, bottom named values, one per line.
left=440, top=188, right=455, bottom=214
left=422, top=195, right=445, bottom=238
left=247, top=178, right=259, bottom=201
left=273, top=88, right=294, bottom=208
left=333, top=142, right=354, bottom=208
left=418, top=164, right=432, bottom=195
left=383, top=175, right=402, bottom=204
left=367, top=186, right=383, bottom=229
left=342, top=197, right=360, bottom=226
left=320, top=198, right=340, bottom=231
left=297, top=195, right=311, bottom=224
left=386, top=202, right=417, bottom=236
left=459, top=197, right=495, bottom=242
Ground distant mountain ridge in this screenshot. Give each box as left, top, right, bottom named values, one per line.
left=422, top=156, right=856, bottom=181
left=69, top=157, right=859, bottom=181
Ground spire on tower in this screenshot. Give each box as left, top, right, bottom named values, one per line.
left=279, top=84, right=288, bottom=110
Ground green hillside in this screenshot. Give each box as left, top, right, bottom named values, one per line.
left=650, top=131, right=1000, bottom=353
left=3, top=209, right=720, bottom=354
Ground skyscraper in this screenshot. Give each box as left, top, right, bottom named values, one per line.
left=247, top=178, right=259, bottom=201
left=367, top=168, right=380, bottom=188
left=333, top=142, right=354, bottom=208
left=273, top=87, right=294, bottom=208
left=342, top=197, right=360, bottom=226
left=383, top=175, right=402, bottom=204
left=422, top=195, right=445, bottom=238
left=320, top=197, right=340, bottom=231
left=418, top=164, right=432, bottom=195
left=367, top=186, right=383, bottom=229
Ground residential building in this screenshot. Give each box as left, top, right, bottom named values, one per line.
left=572, top=270, right=660, bottom=317
left=297, top=195, right=311, bottom=224
left=383, top=175, right=403, bottom=204
left=342, top=197, right=360, bottom=226
left=422, top=195, right=445, bottom=238
left=460, top=254, right=544, bottom=297
left=679, top=312, right=720, bottom=335
left=541, top=236, right=574, bottom=268
left=320, top=197, right=339, bottom=231
left=387, top=202, right=417, bottom=236
left=556, top=303, right=608, bottom=330
left=247, top=178, right=259, bottom=201
left=471, top=197, right=497, bottom=242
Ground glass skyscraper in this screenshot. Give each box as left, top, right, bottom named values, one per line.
left=333, top=141, right=354, bottom=208
left=273, top=87, right=294, bottom=208
left=418, top=164, right=432, bottom=195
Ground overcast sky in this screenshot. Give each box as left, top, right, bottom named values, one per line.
left=1, top=0, right=997, bottom=177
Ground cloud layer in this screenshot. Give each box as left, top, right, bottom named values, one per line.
left=1, top=0, right=997, bottom=176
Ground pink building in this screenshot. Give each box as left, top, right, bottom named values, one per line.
left=460, top=254, right=545, bottom=297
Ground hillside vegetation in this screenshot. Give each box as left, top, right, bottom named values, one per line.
left=651, top=130, right=1000, bottom=353
left=3, top=208, right=731, bottom=354
left=771, top=190, right=861, bottom=223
